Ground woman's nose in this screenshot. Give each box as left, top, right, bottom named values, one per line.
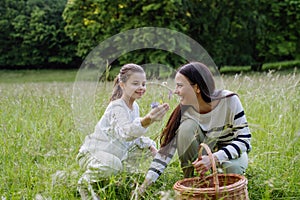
left=173, top=88, right=178, bottom=94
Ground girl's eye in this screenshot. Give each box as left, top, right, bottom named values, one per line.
left=132, top=82, right=146, bottom=87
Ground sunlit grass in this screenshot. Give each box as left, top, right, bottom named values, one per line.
left=224, top=71, right=300, bottom=199
left=0, top=70, right=299, bottom=199
left=0, top=70, right=78, bottom=83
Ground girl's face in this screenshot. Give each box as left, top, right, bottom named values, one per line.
left=121, top=72, right=146, bottom=100
left=174, top=72, right=199, bottom=109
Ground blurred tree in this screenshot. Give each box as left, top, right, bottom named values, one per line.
left=0, top=0, right=79, bottom=68
left=62, top=0, right=189, bottom=69
left=0, top=0, right=298, bottom=69
left=182, top=0, right=299, bottom=69
left=256, top=0, right=300, bottom=62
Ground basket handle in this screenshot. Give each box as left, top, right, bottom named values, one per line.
left=198, top=143, right=220, bottom=195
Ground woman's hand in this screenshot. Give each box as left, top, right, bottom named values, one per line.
left=149, top=145, right=158, bottom=157
left=192, top=155, right=212, bottom=177
left=131, top=179, right=152, bottom=199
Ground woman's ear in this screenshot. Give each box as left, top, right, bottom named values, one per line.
left=119, top=81, right=125, bottom=89
left=194, top=85, right=200, bottom=93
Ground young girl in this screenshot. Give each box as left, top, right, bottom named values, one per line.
left=77, top=63, right=170, bottom=199
left=137, top=62, right=251, bottom=196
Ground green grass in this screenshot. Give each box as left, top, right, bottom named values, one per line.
left=1, top=70, right=299, bottom=199
left=220, top=60, right=300, bottom=74
left=0, top=70, right=78, bottom=83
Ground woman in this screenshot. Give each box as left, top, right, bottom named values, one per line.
left=137, top=62, right=251, bottom=195
left=77, top=63, right=170, bottom=199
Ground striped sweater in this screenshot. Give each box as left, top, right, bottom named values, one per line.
left=145, top=90, right=251, bottom=183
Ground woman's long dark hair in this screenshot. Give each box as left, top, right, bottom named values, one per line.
left=160, top=62, right=232, bottom=149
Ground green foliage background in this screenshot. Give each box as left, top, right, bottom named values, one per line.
left=0, top=0, right=78, bottom=68
left=0, top=0, right=299, bottom=69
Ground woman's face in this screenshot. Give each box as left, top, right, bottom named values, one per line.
left=174, top=72, right=199, bottom=109
left=121, top=72, right=146, bottom=100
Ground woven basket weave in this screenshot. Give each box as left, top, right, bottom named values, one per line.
left=173, top=143, right=249, bottom=200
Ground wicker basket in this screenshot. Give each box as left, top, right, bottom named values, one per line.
left=173, top=143, right=249, bottom=200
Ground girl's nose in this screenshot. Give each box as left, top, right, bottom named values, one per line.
left=139, top=84, right=146, bottom=90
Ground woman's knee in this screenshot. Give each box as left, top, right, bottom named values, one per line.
left=221, top=152, right=248, bottom=175
left=177, top=127, right=196, bottom=145
left=177, top=120, right=205, bottom=166
left=177, top=120, right=204, bottom=150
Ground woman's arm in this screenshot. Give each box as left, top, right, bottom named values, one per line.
left=138, top=140, right=177, bottom=192
left=213, top=95, right=252, bottom=164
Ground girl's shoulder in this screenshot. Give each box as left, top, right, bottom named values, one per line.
left=106, top=99, right=125, bottom=111
left=110, top=98, right=123, bottom=106
left=108, top=98, right=139, bottom=111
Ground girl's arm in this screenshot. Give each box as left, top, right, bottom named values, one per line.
left=133, top=136, right=157, bottom=156
left=110, top=106, right=147, bottom=139
left=110, top=102, right=169, bottom=140
left=141, top=103, right=170, bottom=128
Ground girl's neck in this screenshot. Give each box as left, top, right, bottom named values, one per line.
left=121, top=96, right=134, bottom=110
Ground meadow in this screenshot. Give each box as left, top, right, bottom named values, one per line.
left=0, top=69, right=299, bottom=199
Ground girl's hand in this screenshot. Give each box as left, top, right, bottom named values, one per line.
left=141, top=103, right=169, bottom=127
left=192, top=155, right=212, bottom=177
left=148, top=103, right=170, bottom=121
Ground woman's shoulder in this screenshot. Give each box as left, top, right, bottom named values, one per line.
left=180, top=105, right=200, bottom=126
left=220, top=90, right=243, bottom=110
left=221, top=89, right=236, bottom=96
left=221, top=90, right=240, bottom=101
left=178, top=117, right=200, bottom=132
